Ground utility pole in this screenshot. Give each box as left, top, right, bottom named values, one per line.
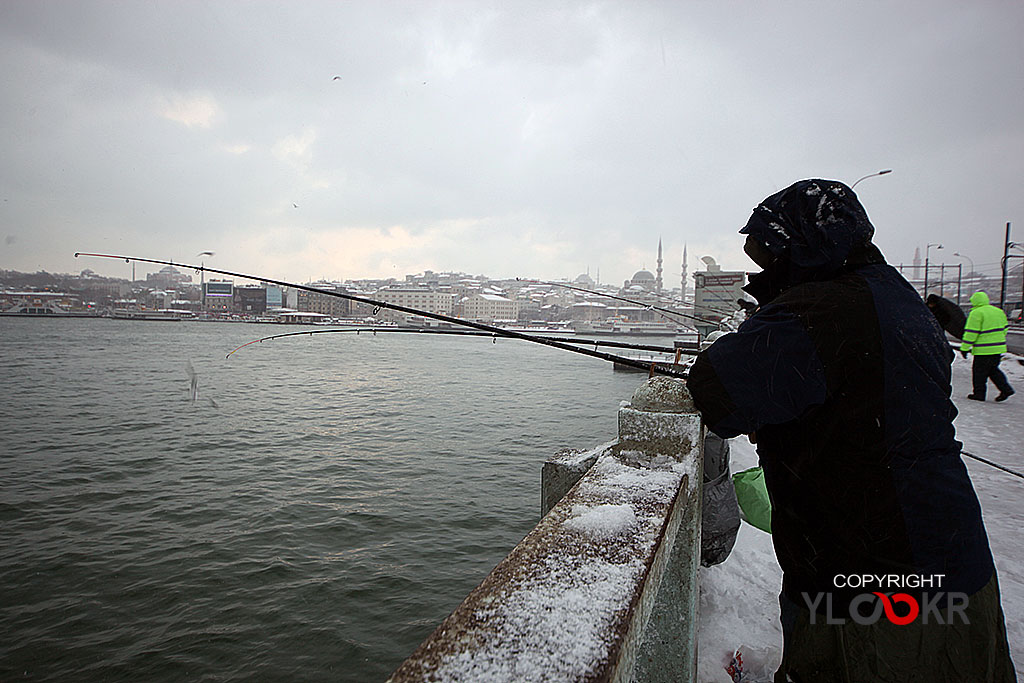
left=924, top=243, right=942, bottom=298
left=1000, top=223, right=1011, bottom=311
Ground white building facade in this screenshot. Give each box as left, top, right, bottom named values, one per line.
left=461, top=293, right=519, bottom=322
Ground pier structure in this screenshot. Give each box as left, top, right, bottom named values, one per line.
left=389, top=376, right=704, bottom=682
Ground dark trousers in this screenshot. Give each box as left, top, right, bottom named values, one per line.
left=972, top=354, right=1013, bottom=399
left=775, top=572, right=1017, bottom=682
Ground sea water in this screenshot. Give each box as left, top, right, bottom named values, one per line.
left=0, top=317, right=647, bottom=681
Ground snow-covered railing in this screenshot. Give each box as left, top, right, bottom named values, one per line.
left=388, top=377, right=703, bottom=683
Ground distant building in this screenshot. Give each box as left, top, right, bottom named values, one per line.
left=461, top=292, right=519, bottom=322
left=147, top=265, right=193, bottom=288
left=146, top=290, right=176, bottom=310
left=574, top=272, right=595, bottom=289
left=203, top=279, right=234, bottom=312
left=569, top=300, right=608, bottom=321
left=234, top=285, right=267, bottom=315
left=297, top=282, right=352, bottom=318
left=376, top=287, right=454, bottom=323
left=265, top=284, right=284, bottom=310
left=693, top=256, right=747, bottom=337
left=623, top=269, right=657, bottom=291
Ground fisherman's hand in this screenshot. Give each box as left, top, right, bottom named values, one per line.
left=961, top=349, right=969, bottom=359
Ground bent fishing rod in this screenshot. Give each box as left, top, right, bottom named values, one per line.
left=75, top=252, right=690, bottom=377
left=225, top=326, right=695, bottom=359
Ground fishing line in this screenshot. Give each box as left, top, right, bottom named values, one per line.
left=517, top=278, right=726, bottom=327
left=75, top=252, right=690, bottom=377
left=523, top=277, right=756, bottom=324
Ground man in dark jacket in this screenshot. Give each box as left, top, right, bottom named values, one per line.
left=687, top=179, right=1015, bottom=682
left=926, top=293, right=967, bottom=340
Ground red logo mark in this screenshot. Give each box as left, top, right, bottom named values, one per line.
left=872, top=592, right=920, bottom=625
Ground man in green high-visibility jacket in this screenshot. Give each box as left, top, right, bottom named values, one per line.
left=961, top=290, right=1015, bottom=402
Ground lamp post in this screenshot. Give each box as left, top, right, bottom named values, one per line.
left=952, top=252, right=975, bottom=277
left=952, top=252, right=974, bottom=306
left=1003, top=239, right=1024, bottom=315
left=924, top=243, right=942, bottom=298
left=851, top=169, right=893, bottom=189
left=198, top=251, right=214, bottom=317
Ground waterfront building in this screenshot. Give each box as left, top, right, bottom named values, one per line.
left=297, top=282, right=352, bottom=318
left=376, top=287, right=454, bottom=323
left=234, top=285, right=267, bottom=315
left=202, top=279, right=234, bottom=313
left=460, top=292, right=519, bottom=322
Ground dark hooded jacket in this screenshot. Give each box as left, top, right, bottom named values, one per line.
left=927, top=293, right=968, bottom=340
left=688, top=180, right=994, bottom=609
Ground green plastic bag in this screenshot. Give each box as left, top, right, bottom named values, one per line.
left=732, top=466, right=772, bottom=533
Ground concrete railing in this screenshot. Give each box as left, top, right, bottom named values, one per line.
left=388, top=377, right=703, bottom=682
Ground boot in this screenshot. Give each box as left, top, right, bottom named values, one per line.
left=995, top=388, right=1015, bottom=402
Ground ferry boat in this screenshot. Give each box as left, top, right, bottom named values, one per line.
left=109, top=308, right=193, bottom=321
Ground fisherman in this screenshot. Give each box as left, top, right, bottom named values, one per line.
left=687, top=179, right=1015, bottom=681
left=961, top=290, right=1015, bottom=402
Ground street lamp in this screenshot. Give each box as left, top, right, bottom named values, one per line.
left=952, top=251, right=974, bottom=275
left=924, top=243, right=942, bottom=297
left=198, top=251, right=214, bottom=316
left=1003, top=236, right=1024, bottom=314
left=851, top=169, right=893, bottom=189
left=952, top=252, right=974, bottom=305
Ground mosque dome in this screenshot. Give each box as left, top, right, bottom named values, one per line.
left=574, top=273, right=595, bottom=288
left=631, top=270, right=655, bottom=282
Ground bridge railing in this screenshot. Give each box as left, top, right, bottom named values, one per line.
left=388, top=376, right=703, bottom=683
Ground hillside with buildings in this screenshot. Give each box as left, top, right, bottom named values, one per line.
left=3, top=243, right=1021, bottom=327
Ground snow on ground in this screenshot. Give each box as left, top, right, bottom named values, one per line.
left=696, top=351, right=1024, bottom=681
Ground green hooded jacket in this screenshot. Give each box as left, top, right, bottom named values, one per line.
left=960, top=291, right=1009, bottom=355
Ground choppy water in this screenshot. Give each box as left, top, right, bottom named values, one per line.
left=0, top=317, right=646, bottom=681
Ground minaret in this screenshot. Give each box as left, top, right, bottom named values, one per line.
left=913, top=247, right=922, bottom=279
left=656, top=237, right=663, bottom=293
left=681, top=243, right=688, bottom=303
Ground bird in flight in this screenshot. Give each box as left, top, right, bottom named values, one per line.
left=332, top=75, right=341, bottom=81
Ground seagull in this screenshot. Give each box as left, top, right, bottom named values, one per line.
left=292, top=203, right=299, bottom=208
left=197, top=251, right=215, bottom=257
left=332, top=75, right=341, bottom=80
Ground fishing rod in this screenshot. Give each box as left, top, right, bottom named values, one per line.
left=75, top=252, right=691, bottom=377
left=518, top=277, right=709, bottom=327
left=962, top=450, right=1024, bottom=482
left=520, top=278, right=748, bottom=327
left=225, top=326, right=694, bottom=359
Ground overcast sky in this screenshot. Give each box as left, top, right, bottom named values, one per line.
left=1, top=1, right=1021, bottom=287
